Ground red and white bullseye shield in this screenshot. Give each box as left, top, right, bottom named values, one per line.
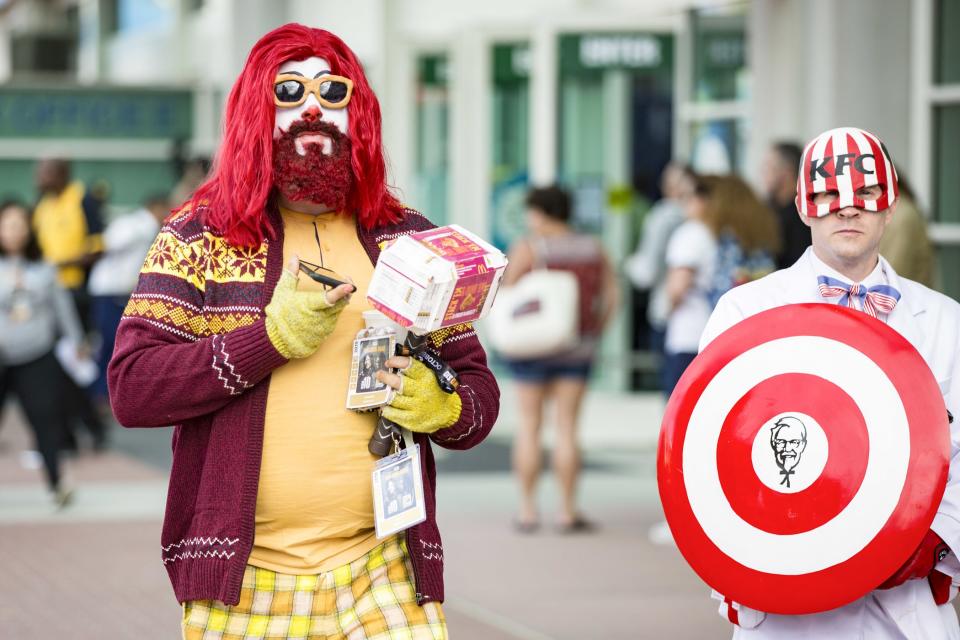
left=658, top=303, right=949, bottom=615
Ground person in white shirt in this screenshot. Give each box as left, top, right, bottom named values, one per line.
left=662, top=176, right=718, bottom=396
left=625, top=163, right=694, bottom=358
left=699, top=126, right=960, bottom=639
left=88, top=195, right=168, bottom=404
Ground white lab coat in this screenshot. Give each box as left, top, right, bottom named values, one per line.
left=699, top=248, right=960, bottom=640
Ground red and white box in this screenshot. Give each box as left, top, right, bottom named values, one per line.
left=367, top=224, right=507, bottom=334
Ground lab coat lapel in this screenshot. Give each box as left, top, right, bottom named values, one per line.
left=882, top=258, right=926, bottom=350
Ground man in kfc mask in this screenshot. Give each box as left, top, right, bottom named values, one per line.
left=109, top=24, right=497, bottom=639
left=699, top=127, right=960, bottom=638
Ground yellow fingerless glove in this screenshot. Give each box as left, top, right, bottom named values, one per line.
left=381, top=359, right=462, bottom=433
left=265, top=270, right=347, bottom=359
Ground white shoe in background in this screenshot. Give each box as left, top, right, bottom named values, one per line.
left=52, top=486, right=75, bottom=510
left=19, top=449, right=43, bottom=470
left=648, top=520, right=675, bottom=546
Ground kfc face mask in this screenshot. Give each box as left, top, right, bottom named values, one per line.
left=796, top=127, right=899, bottom=217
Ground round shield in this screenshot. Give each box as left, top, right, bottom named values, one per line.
left=658, top=303, right=949, bottom=615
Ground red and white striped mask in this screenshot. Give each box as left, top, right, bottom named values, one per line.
left=795, top=127, right=899, bottom=217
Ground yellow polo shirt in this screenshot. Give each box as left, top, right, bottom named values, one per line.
left=249, top=206, right=382, bottom=574
left=33, top=181, right=102, bottom=289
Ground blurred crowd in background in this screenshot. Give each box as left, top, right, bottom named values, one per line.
left=0, top=154, right=206, bottom=506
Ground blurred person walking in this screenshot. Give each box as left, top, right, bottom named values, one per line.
left=33, top=157, right=108, bottom=449
left=87, top=194, right=169, bottom=406
left=0, top=200, right=80, bottom=507
left=880, top=176, right=934, bottom=287
left=662, top=177, right=718, bottom=397
left=703, top=175, right=781, bottom=306
left=33, top=158, right=105, bottom=320
left=762, top=142, right=810, bottom=269
left=625, top=162, right=694, bottom=360
left=503, top=185, right=618, bottom=532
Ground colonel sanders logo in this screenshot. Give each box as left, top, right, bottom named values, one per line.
left=770, top=416, right=808, bottom=488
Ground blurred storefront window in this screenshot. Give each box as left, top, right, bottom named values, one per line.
left=684, top=6, right=748, bottom=175
left=490, top=43, right=530, bottom=251
left=938, top=246, right=960, bottom=303
left=934, top=106, right=960, bottom=225
left=115, top=0, right=174, bottom=33
left=414, top=54, right=449, bottom=226
left=689, top=119, right=736, bottom=174
left=936, top=0, right=960, bottom=85
left=9, top=4, right=78, bottom=76
left=931, top=0, right=960, bottom=300
left=557, top=32, right=673, bottom=229
left=692, top=8, right=749, bottom=102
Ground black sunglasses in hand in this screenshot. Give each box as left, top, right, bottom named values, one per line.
left=298, top=259, right=356, bottom=293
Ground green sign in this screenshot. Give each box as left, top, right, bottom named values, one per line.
left=559, top=33, right=672, bottom=75
left=0, top=87, right=192, bottom=139
left=418, top=55, right=449, bottom=88
left=701, top=31, right=746, bottom=70
left=493, top=43, right=530, bottom=84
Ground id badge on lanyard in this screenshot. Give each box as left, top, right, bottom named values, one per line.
left=371, top=441, right=427, bottom=538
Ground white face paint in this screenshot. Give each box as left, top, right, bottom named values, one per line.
left=273, top=56, right=349, bottom=154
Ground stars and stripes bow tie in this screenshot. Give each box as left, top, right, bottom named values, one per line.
left=817, top=275, right=901, bottom=318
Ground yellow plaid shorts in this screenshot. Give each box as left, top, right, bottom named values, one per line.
left=182, top=536, right=446, bottom=640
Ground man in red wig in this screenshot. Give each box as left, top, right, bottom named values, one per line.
left=109, top=23, right=498, bottom=639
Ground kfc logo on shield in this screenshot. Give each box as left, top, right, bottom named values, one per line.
left=770, top=416, right=808, bottom=488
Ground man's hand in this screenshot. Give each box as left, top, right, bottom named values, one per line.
left=264, top=256, right=352, bottom=359
left=377, top=356, right=462, bottom=434
left=878, top=529, right=950, bottom=590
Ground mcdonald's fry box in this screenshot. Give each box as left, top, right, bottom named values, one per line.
left=367, top=224, right=507, bottom=333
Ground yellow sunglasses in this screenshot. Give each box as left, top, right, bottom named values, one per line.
left=273, top=73, right=354, bottom=109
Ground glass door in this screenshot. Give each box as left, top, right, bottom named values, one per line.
left=490, top=43, right=531, bottom=251
left=414, top=54, right=450, bottom=226
left=557, top=33, right=674, bottom=391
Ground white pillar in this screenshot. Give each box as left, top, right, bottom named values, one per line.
left=380, top=0, right=415, bottom=206
left=76, top=0, right=102, bottom=84
left=747, top=0, right=806, bottom=178
left=227, top=0, right=291, bottom=76
left=0, top=19, right=11, bottom=83
left=529, top=23, right=557, bottom=185
left=748, top=0, right=912, bottom=176
left=910, top=0, right=934, bottom=210
left=599, top=69, right=632, bottom=392
left=448, top=29, right=491, bottom=233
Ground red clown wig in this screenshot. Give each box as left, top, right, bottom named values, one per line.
left=193, top=23, right=403, bottom=247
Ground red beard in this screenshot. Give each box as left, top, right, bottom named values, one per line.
left=272, top=119, right=353, bottom=211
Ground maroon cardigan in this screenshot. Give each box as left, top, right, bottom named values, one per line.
left=108, top=204, right=499, bottom=606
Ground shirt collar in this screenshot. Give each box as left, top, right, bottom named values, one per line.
left=808, top=250, right=886, bottom=289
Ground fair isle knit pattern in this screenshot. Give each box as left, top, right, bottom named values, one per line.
left=108, top=203, right=499, bottom=608
left=140, top=212, right=268, bottom=290
left=123, top=295, right=261, bottom=341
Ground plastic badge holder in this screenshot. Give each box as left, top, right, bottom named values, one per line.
left=345, top=316, right=397, bottom=412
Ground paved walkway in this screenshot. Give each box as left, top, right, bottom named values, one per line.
left=0, top=385, right=728, bottom=639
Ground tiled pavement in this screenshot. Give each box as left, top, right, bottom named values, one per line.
left=0, top=388, right=729, bottom=639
